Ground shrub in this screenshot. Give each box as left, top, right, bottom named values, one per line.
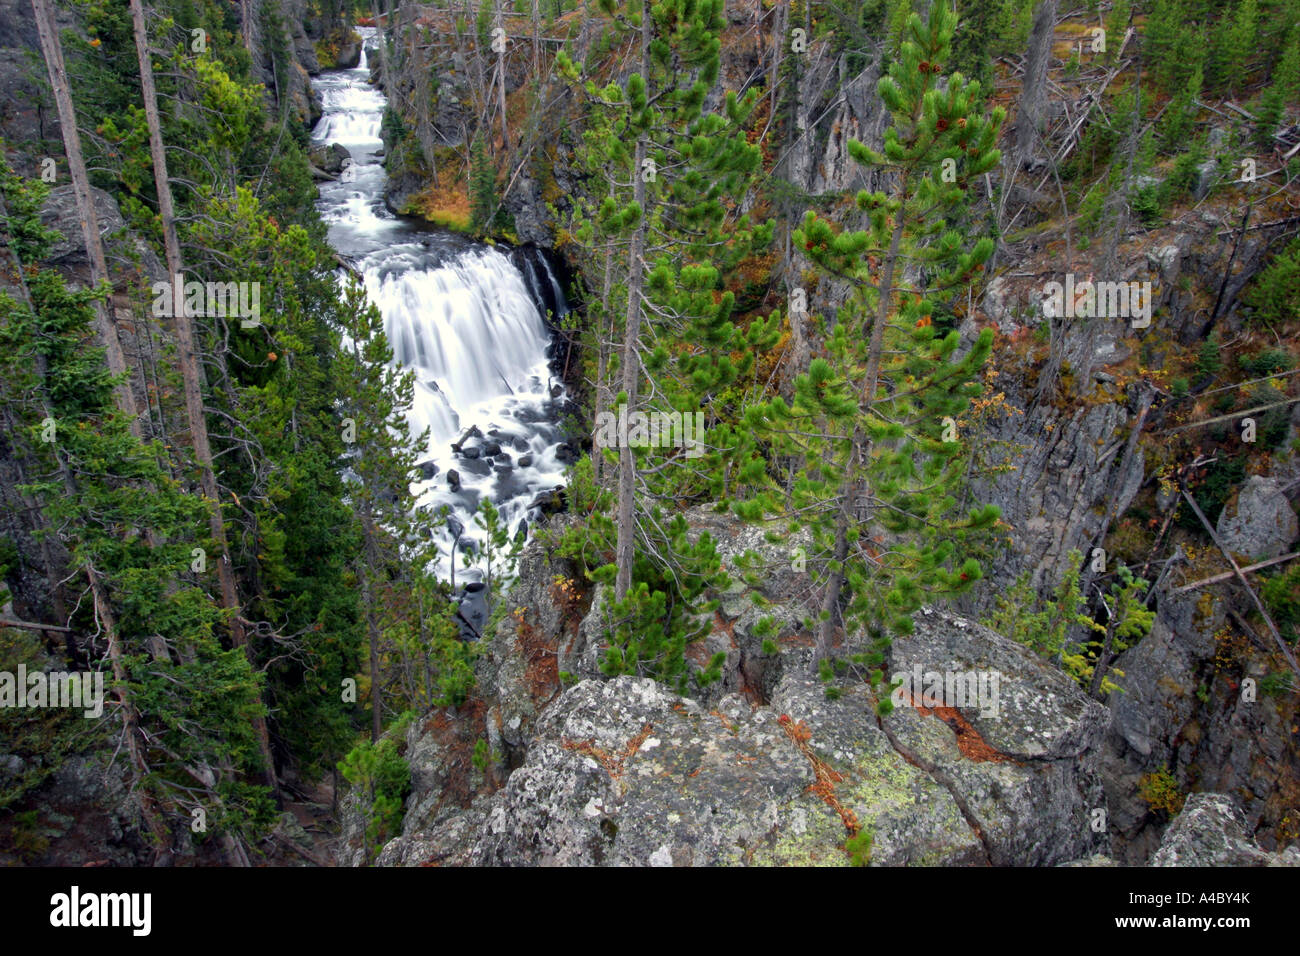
left=1239, top=348, right=1292, bottom=377
left=1261, top=564, right=1300, bottom=644
left=1244, top=238, right=1300, bottom=325
left=1138, top=768, right=1186, bottom=817
left=339, top=738, right=411, bottom=864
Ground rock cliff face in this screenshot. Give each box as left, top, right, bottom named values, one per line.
left=1149, top=793, right=1300, bottom=867
left=340, top=469, right=1297, bottom=867
left=366, top=650, right=1108, bottom=867
left=341, top=523, right=1115, bottom=867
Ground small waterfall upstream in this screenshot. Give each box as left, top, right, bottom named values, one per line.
left=310, top=28, right=570, bottom=629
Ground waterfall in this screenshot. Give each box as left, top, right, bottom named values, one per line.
left=311, top=27, right=569, bottom=606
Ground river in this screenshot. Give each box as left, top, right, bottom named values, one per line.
left=309, top=26, right=570, bottom=630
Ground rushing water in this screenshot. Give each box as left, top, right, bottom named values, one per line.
left=310, top=28, right=569, bottom=625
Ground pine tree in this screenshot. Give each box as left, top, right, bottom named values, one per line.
left=1104, top=0, right=1131, bottom=66
left=737, top=2, right=1003, bottom=691
left=951, top=0, right=997, bottom=92
left=1160, top=62, right=1204, bottom=155
left=469, top=129, right=499, bottom=233
left=1147, top=0, right=1203, bottom=94
left=1207, top=0, right=1257, bottom=95
left=335, top=277, right=473, bottom=734
left=31, top=0, right=138, bottom=434
left=0, top=160, right=273, bottom=861
left=127, top=0, right=279, bottom=796
left=556, top=0, right=778, bottom=690
left=1255, top=26, right=1300, bottom=147
left=337, top=277, right=423, bottom=740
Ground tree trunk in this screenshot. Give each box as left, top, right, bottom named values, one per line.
left=531, top=0, right=541, bottom=76
left=1016, top=0, right=1058, bottom=166
left=1087, top=618, right=1118, bottom=699
left=412, top=20, right=438, bottom=182
left=592, top=180, right=617, bottom=487
left=614, top=5, right=651, bottom=603
left=32, top=0, right=138, bottom=436
left=129, top=0, right=279, bottom=799
left=241, top=0, right=256, bottom=55
left=496, top=3, right=509, bottom=148
left=360, top=513, right=383, bottom=743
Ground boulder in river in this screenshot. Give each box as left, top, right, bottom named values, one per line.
left=310, top=142, right=351, bottom=174
left=529, top=487, right=567, bottom=515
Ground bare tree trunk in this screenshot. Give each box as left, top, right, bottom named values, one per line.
left=129, top=0, right=279, bottom=799
left=770, top=0, right=786, bottom=121
left=1016, top=0, right=1058, bottom=166
left=360, top=512, right=383, bottom=744
left=412, top=20, right=438, bottom=182
left=592, top=180, right=616, bottom=487
left=32, top=0, right=138, bottom=436
left=614, top=5, right=651, bottom=603
left=496, top=2, right=509, bottom=148
left=531, top=0, right=541, bottom=76
left=241, top=0, right=256, bottom=54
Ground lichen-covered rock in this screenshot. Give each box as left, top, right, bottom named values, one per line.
left=377, top=602, right=1111, bottom=866
left=376, top=802, right=488, bottom=867
left=310, top=142, right=351, bottom=174
left=1150, top=793, right=1300, bottom=866
left=1215, top=475, right=1299, bottom=561
left=471, top=678, right=818, bottom=866
left=1059, top=853, right=1119, bottom=866
left=477, top=529, right=588, bottom=763
left=882, top=607, right=1111, bottom=866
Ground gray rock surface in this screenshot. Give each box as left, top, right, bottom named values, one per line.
left=366, top=603, right=1111, bottom=866
left=957, top=398, right=1145, bottom=618
left=1150, top=793, right=1300, bottom=866
left=1215, top=475, right=1298, bottom=561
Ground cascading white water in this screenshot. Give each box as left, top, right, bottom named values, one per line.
left=311, top=27, right=569, bottom=607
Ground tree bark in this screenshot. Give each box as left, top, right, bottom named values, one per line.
left=32, top=0, right=138, bottom=436
left=614, top=4, right=651, bottom=603
left=360, top=511, right=383, bottom=744
left=496, top=3, right=509, bottom=148
left=592, top=179, right=616, bottom=487
left=1016, top=0, right=1058, bottom=166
